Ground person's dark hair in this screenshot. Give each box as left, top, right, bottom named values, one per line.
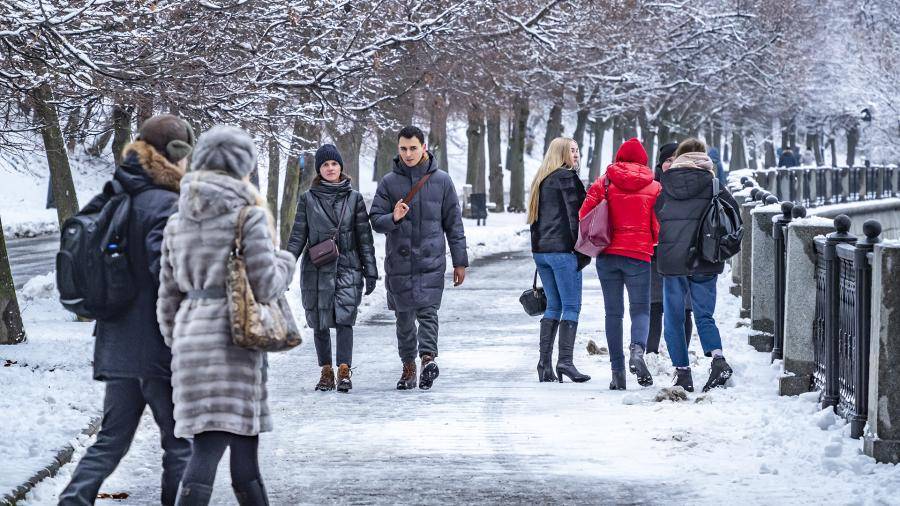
left=674, top=137, right=707, bottom=158
left=397, top=125, right=425, bottom=145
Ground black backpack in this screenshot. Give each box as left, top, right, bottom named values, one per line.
left=691, top=178, right=743, bottom=265
left=56, top=180, right=137, bottom=320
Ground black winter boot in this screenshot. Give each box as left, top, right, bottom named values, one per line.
left=537, top=319, right=559, bottom=382
left=555, top=320, right=591, bottom=383
left=628, top=343, right=653, bottom=387
left=175, top=482, right=213, bottom=506
left=673, top=368, right=694, bottom=392
left=702, top=356, right=733, bottom=392
left=232, top=479, right=269, bottom=506
left=609, top=370, right=626, bottom=390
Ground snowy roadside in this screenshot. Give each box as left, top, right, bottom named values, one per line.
left=2, top=213, right=530, bottom=503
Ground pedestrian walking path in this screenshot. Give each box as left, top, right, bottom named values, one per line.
left=22, top=250, right=900, bottom=505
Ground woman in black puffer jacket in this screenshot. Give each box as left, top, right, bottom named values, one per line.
left=287, top=144, right=378, bottom=393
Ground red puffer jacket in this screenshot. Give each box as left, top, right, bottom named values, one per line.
left=579, top=161, right=661, bottom=262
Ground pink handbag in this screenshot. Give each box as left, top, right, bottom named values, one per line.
left=575, top=178, right=611, bottom=257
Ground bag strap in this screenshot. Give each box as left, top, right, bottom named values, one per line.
left=402, top=172, right=433, bottom=204
left=712, top=177, right=720, bottom=199
left=332, top=195, right=350, bottom=241
left=604, top=176, right=610, bottom=199
left=233, top=206, right=252, bottom=257
left=533, top=269, right=541, bottom=290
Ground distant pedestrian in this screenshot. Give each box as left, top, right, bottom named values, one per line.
left=778, top=148, right=799, bottom=168
left=580, top=138, right=661, bottom=390
left=59, top=114, right=194, bottom=506
left=158, top=125, right=296, bottom=505
left=647, top=142, right=693, bottom=356
left=287, top=144, right=378, bottom=393
left=708, top=147, right=727, bottom=183
left=528, top=137, right=591, bottom=383
left=369, top=126, right=468, bottom=391
left=655, top=138, right=739, bottom=393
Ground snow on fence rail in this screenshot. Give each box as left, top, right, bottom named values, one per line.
left=727, top=173, right=900, bottom=464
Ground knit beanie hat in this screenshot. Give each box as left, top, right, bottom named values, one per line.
left=656, top=142, right=678, bottom=170
left=315, top=144, right=344, bottom=174
left=191, top=125, right=258, bottom=179
left=615, top=137, right=648, bottom=166
left=137, top=114, right=196, bottom=163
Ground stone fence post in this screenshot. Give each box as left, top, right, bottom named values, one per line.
left=864, top=242, right=900, bottom=463
left=749, top=198, right=781, bottom=351
left=778, top=217, right=834, bottom=396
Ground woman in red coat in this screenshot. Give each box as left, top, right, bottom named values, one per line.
left=579, top=138, right=661, bottom=390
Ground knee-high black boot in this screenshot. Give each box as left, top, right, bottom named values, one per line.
left=555, top=320, right=591, bottom=383
left=646, top=302, right=663, bottom=353
left=537, top=319, right=559, bottom=382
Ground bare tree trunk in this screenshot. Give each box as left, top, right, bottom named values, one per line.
left=788, top=117, right=797, bottom=151
left=589, top=117, right=608, bottom=181
left=466, top=101, right=485, bottom=190
left=730, top=121, right=746, bottom=171
left=747, top=135, right=759, bottom=171
left=428, top=93, right=449, bottom=174
left=136, top=97, right=153, bottom=128
left=543, top=89, right=564, bottom=154
left=507, top=95, right=529, bottom=212
left=0, top=214, right=26, bottom=344
left=846, top=125, right=859, bottom=166
left=280, top=119, right=305, bottom=248
left=336, top=122, right=364, bottom=189
left=87, top=122, right=113, bottom=158
left=64, top=107, right=81, bottom=154
left=829, top=136, right=837, bottom=167
left=612, top=116, right=624, bottom=155
left=704, top=121, right=714, bottom=147
left=111, top=104, right=132, bottom=167
left=637, top=109, right=652, bottom=158
left=812, top=131, right=825, bottom=166
left=31, top=83, right=79, bottom=226
left=712, top=122, right=722, bottom=153
left=266, top=141, right=281, bottom=224
left=764, top=139, right=776, bottom=168
left=487, top=107, right=503, bottom=213
left=573, top=85, right=589, bottom=150
left=374, top=129, right=395, bottom=181
left=622, top=113, right=638, bottom=139
left=780, top=117, right=790, bottom=150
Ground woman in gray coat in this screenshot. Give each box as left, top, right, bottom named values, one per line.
left=286, top=144, right=378, bottom=393
left=158, top=126, right=295, bottom=506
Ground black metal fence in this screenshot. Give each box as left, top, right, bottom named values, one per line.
left=753, top=165, right=899, bottom=208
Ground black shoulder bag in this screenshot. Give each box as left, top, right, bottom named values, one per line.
left=519, top=270, right=547, bottom=317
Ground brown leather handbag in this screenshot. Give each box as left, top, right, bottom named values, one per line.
left=308, top=194, right=349, bottom=268
left=227, top=206, right=302, bottom=352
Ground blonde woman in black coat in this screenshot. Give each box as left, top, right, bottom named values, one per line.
left=286, top=144, right=378, bottom=393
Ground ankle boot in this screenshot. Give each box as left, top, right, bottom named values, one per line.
left=175, top=482, right=213, bottom=506
left=555, top=320, right=591, bottom=383
left=336, top=364, right=352, bottom=393
left=315, top=365, right=335, bottom=391
left=232, top=479, right=269, bottom=506
left=537, top=319, right=559, bottom=382
left=609, top=370, right=627, bottom=390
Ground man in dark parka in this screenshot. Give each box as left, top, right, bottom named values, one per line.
left=369, top=126, right=468, bottom=391
left=59, top=115, right=193, bottom=506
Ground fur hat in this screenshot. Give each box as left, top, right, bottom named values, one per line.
left=191, top=125, right=258, bottom=179
left=315, top=144, right=344, bottom=174
left=136, top=114, right=195, bottom=163
left=615, top=137, right=648, bottom=166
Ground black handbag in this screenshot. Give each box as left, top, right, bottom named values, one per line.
left=308, top=194, right=349, bottom=268
left=519, top=270, right=547, bottom=317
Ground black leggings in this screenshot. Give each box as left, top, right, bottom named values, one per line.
left=181, top=431, right=260, bottom=486
left=646, top=302, right=693, bottom=354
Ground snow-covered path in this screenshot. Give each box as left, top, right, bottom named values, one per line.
left=23, top=249, right=900, bottom=505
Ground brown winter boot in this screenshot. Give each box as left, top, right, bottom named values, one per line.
left=419, top=354, right=440, bottom=390
left=336, top=364, right=352, bottom=393
left=396, top=361, right=417, bottom=390
left=315, top=365, right=335, bottom=391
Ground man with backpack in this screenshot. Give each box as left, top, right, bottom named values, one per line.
left=369, top=126, right=468, bottom=391
left=59, top=114, right=194, bottom=505
left=654, top=138, right=741, bottom=393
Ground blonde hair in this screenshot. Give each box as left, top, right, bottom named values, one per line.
left=527, top=137, right=576, bottom=224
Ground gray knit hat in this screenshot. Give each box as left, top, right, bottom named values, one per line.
left=191, top=125, right=258, bottom=178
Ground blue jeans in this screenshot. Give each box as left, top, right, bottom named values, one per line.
left=533, top=252, right=582, bottom=322
left=663, top=274, right=722, bottom=367
left=596, top=254, right=651, bottom=372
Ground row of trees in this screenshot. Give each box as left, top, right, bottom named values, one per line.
left=1, top=0, right=897, bottom=343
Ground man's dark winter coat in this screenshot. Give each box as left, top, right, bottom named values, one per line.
left=369, top=153, right=468, bottom=312
left=287, top=178, right=378, bottom=329
left=655, top=161, right=739, bottom=277
left=93, top=141, right=183, bottom=381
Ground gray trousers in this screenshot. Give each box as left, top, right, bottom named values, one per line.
left=58, top=378, right=191, bottom=506
left=314, top=325, right=354, bottom=367
left=395, top=305, right=440, bottom=362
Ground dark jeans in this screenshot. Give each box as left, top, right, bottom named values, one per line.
left=314, top=325, right=353, bottom=367
left=395, top=305, right=440, bottom=362
left=663, top=274, right=723, bottom=367
left=59, top=378, right=191, bottom=506
left=595, top=254, right=650, bottom=372
left=647, top=303, right=692, bottom=353
left=180, top=431, right=260, bottom=487
left=533, top=252, right=582, bottom=322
